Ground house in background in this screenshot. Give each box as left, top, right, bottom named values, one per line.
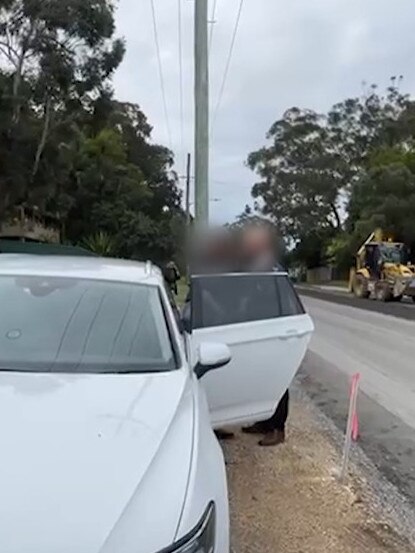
left=0, top=207, right=95, bottom=257
left=0, top=206, right=60, bottom=243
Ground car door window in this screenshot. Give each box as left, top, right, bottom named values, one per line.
left=276, top=275, right=305, bottom=316
left=191, top=273, right=305, bottom=329
left=191, top=274, right=279, bottom=328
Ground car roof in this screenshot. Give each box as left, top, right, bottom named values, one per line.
left=0, top=255, right=163, bottom=285
left=0, top=239, right=96, bottom=257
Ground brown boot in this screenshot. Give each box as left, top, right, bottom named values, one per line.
left=242, top=422, right=268, bottom=435
left=258, top=430, right=285, bottom=447
left=215, top=429, right=235, bottom=440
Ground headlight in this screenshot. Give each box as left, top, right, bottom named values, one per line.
left=159, top=502, right=215, bottom=553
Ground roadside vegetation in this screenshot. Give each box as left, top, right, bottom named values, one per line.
left=1, top=2, right=415, bottom=276
left=248, top=79, right=415, bottom=273
left=0, top=0, right=185, bottom=265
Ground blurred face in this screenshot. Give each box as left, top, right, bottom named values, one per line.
left=198, top=230, right=233, bottom=268
left=210, top=233, right=232, bottom=260
left=242, top=227, right=273, bottom=258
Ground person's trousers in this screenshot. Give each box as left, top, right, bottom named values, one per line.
left=262, top=389, right=289, bottom=432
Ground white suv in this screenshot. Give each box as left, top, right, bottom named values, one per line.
left=0, top=255, right=313, bottom=553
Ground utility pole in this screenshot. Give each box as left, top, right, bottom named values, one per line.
left=185, top=153, right=191, bottom=231
left=194, top=0, right=209, bottom=227
left=185, top=152, right=191, bottom=277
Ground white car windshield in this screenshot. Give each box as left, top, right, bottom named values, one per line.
left=0, top=275, right=176, bottom=374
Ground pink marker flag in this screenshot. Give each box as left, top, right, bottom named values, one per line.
left=350, top=373, right=360, bottom=442
left=340, top=372, right=361, bottom=481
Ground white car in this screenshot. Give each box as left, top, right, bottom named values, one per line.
left=0, top=255, right=313, bottom=553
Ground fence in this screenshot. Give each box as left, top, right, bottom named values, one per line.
left=306, top=266, right=333, bottom=284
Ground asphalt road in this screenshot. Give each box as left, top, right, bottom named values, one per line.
left=298, top=286, right=415, bottom=321
left=300, top=294, right=415, bottom=506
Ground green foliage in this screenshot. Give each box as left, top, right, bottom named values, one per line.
left=248, top=82, right=415, bottom=268
left=325, top=232, right=355, bottom=272
left=81, top=231, right=116, bottom=256
left=290, top=228, right=336, bottom=269
left=348, top=159, right=415, bottom=251
left=0, top=0, right=184, bottom=264
left=248, top=108, right=343, bottom=239
left=0, top=0, right=125, bottom=213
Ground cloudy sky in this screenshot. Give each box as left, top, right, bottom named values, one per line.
left=113, top=0, right=415, bottom=224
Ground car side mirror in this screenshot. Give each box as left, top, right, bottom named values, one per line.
left=194, top=342, right=231, bottom=379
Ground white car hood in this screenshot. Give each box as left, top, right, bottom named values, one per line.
left=0, top=369, right=194, bottom=553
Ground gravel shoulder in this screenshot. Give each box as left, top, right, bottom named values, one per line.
left=223, top=390, right=415, bottom=553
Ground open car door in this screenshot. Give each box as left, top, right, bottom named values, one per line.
left=189, top=272, right=314, bottom=428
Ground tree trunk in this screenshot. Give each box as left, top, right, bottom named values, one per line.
left=12, top=23, right=35, bottom=125
left=330, top=202, right=342, bottom=229
left=0, top=190, right=10, bottom=225
left=11, top=48, right=25, bottom=125
left=32, top=97, right=52, bottom=178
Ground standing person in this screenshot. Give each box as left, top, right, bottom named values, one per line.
left=239, top=224, right=289, bottom=447
left=165, top=260, right=180, bottom=295
left=243, top=390, right=289, bottom=446
left=185, top=229, right=236, bottom=440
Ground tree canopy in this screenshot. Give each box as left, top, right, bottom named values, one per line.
left=248, top=81, right=415, bottom=270
left=0, top=0, right=184, bottom=264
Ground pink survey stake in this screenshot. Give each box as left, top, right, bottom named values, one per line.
left=350, top=373, right=360, bottom=442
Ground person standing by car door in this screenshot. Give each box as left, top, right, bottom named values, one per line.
left=165, top=261, right=180, bottom=295
left=239, top=224, right=290, bottom=447
left=184, top=229, right=237, bottom=441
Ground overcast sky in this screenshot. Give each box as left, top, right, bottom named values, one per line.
left=113, top=0, right=415, bottom=224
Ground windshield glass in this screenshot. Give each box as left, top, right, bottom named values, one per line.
left=379, top=245, right=405, bottom=264
left=0, top=276, right=176, bottom=374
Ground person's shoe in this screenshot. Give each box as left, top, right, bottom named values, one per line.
left=215, top=429, right=235, bottom=440
left=242, top=422, right=268, bottom=435
left=258, top=430, right=285, bottom=447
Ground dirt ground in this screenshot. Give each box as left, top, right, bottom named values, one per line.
left=223, top=397, right=414, bottom=553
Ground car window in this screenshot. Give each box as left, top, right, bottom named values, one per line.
left=277, top=275, right=305, bottom=316
left=191, top=273, right=304, bottom=329
left=0, top=275, right=176, bottom=373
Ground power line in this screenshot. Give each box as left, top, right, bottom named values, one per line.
left=209, top=0, right=218, bottom=55
left=178, top=0, right=185, bottom=168
left=150, top=0, right=172, bottom=150
left=212, top=0, right=244, bottom=129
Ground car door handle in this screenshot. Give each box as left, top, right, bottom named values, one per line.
left=294, top=330, right=309, bottom=338
left=279, top=329, right=298, bottom=340
left=279, top=329, right=308, bottom=340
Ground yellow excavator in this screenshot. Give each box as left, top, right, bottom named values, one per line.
left=349, top=229, right=415, bottom=302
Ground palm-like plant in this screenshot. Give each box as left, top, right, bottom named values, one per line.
left=81, top=232, right=117, bottom=257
